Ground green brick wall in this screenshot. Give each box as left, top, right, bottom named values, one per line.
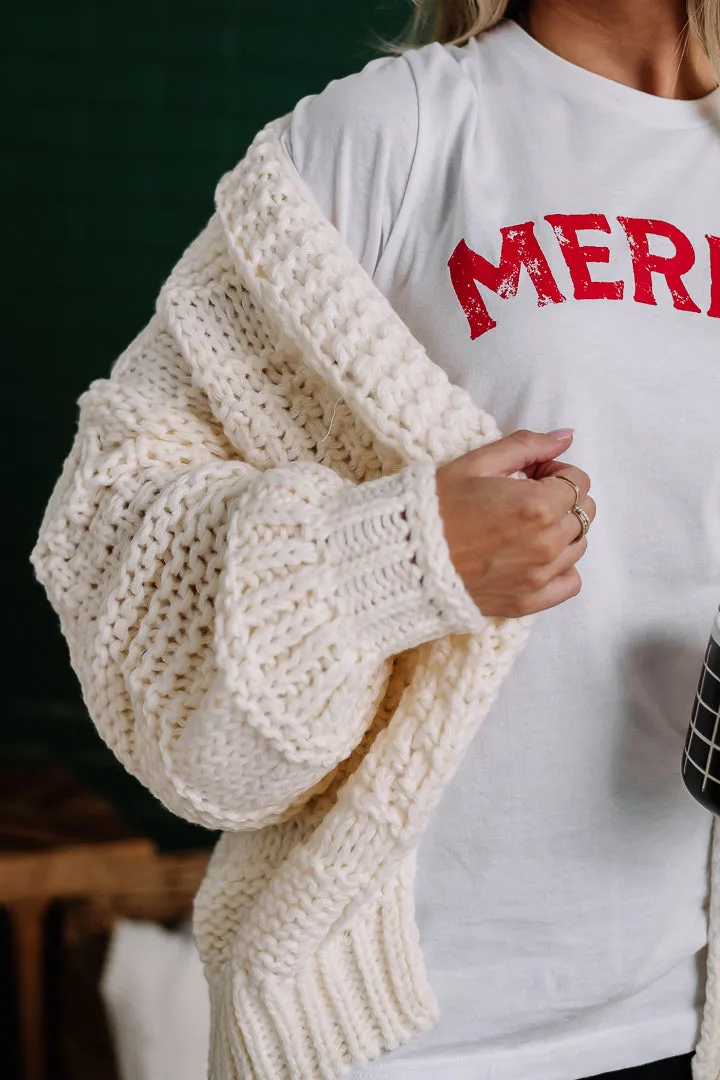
left=6, top=0, right=407, bottom=846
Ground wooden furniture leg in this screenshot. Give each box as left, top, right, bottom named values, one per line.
left=9, top=899, right=50, bottom=1080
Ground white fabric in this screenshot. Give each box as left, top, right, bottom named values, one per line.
left=30, top=84, right=720, bottom=1080
left=282, top=18, right=720, bottom=1080
left=100, top=920, right=211, bottom=1080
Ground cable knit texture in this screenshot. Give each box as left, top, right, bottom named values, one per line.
left=31, top=116, right=720, bottom=1080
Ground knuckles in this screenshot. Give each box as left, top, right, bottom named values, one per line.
left=519, top=491, right=555, bottom=528
left=510, top=428, right=536, bottom=446
left=531, top=534, right=559, bottom=563
left=524, top=566, right=551, bottom=591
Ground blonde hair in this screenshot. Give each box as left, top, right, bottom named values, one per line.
left=394, top=0, right=720, bottom=81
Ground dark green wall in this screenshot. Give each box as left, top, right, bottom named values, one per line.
left=5, top=0, right=407, bottom=846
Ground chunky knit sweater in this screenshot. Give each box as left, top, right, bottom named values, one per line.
left=31, top=117, right=720, bottom=1080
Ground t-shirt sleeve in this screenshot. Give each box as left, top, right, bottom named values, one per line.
left=280, top=55, right=420, bottom=278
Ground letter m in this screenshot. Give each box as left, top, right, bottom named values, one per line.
left=448, top=224, right=566, bottom=340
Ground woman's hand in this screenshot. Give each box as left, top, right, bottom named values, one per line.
left=434, top=429, right=596, bottom=619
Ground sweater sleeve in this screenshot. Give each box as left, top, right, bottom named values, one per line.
left=30, top=310, right=488, bottom=835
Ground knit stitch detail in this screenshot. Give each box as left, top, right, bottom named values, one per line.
left=324, top=458, right=489, bottom=657
left=30, top=114, right=720, bottom=1079
left=206, top=853, right=439, bottom=1080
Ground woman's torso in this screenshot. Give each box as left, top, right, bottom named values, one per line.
left=282, top=19, right=720, bottom=1079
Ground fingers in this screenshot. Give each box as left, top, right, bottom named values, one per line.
left=535, top=464, right=592, bottom=512
left=525, top=536, right=588, bottom=592
left=508, top=493, right=595, bottom=601
left=529, top=493, right=595, bottom=555
left=470, top=429, right=574, bottom=478
left=557, top=494, right=597, bottom=545
left=480, top=565, right=584, bottom=619
left=522, top=568, right=583, bottom=615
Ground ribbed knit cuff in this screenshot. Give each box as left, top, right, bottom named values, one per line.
left=323, top=459, right=489, bottom=660
left=207, top=852, right=439, bottom=1080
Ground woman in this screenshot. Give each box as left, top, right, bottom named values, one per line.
left=31, top=2, right=720, bottom=1080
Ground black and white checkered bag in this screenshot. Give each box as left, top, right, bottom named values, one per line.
left=683, top=609, right=720, bottom=814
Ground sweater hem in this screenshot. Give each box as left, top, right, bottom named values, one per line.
left=205, top=851, right=439, bottom=1080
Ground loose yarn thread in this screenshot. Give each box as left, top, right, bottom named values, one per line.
left=321, top=397, right=343, bottom=442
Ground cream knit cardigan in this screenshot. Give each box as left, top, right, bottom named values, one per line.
left=31, top=117, right=720, bottom=1080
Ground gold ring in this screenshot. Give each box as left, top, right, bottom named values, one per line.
left=570, top=505, right=590, bottom=543
left=553, top=474, right=581, bottom=509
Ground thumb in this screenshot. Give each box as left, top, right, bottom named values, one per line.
left=470, top=428, right=574, bottom=477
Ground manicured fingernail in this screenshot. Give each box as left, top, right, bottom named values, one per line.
left=549, top=428, right=574, bottom=438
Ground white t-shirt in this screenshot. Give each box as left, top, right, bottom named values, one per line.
left=281, top=18, right=720, bottom=1080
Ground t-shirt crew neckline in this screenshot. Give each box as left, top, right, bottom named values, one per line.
left=489, top=17, right=720, bottom=128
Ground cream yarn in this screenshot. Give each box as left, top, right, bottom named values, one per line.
left=30, top=117, right=720, bottom=1080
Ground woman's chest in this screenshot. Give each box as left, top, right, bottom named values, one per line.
left=379, top=186, right=720, bottom=583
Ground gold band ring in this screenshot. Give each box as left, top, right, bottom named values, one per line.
left=553, top=473, right=581, bottom=509
left=570, top=505, right=591, bottom=544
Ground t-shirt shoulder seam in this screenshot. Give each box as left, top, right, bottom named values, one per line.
left=372, top=53, right=422, bottom=277
left=395, top=54, right=422, bottom=230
